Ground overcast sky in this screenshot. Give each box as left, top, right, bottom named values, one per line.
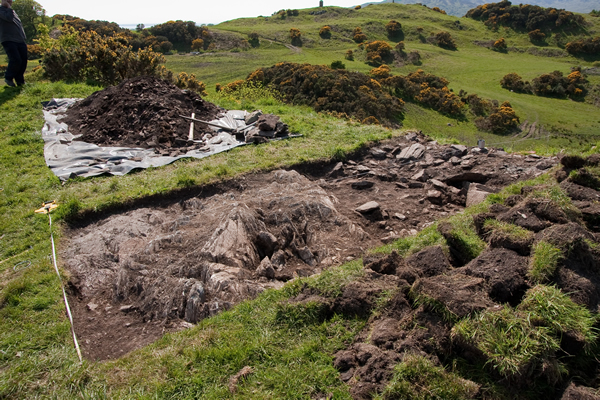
left=40, top=0, right=365, bottom=26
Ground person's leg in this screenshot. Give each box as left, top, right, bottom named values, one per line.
left=2, top=41, right=23, bottom=86
left=15, top=42, right=27, bottom=85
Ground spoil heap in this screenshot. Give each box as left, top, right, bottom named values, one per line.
left=61, top=76, right=221, bottom=153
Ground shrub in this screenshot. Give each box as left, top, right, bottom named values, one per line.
left=529, top=69, right=588, bottom=99
left=174, top=72, right=207, bottom=95
left=362, top=116, right=380, bottom=125
left=287, top=9, right=299, bottom=16
left=431, top=6, right=447, bottom=14
left=433, top=31, right=457, bottom=50
left=466, top=1, right=585, bottom=32
left=354, top=5, right=361, bottom=10
left=149, top=20, right=205, bottom=49
left=248, top=32, right=260, bottom=47
left=529, top=29, right=546, bottom=43
left=385, top=20, right=402, bottom=38
left=289, top=28, right=302, bottom=46
left=565, top=37, right=600, bottom=57
left=485, top=101, right=520, bottom=134
left=27, top=44, right=43, bottom=60
left=500, top=72, right=529, bottom=92
left=330, top=60, right=345, bottom=69
left=245, top=62, right=404, bottom=125
left=191, top=38, right=204, bottom=51
left=365, top=40, right=393, bottom=66
left=493, top=37, right=507, bottom=51
left=464, top=93, right=492, bottom=116
left=382, top=69, right=465, bottom=117
left=40, top=26, right=166, bottom=86
left=289, top=28, right=301, bottom=41
left=220, top=79, right=246, bottom=93
left=319, top=25, right=331, bottom=38
left=370, top=65, right=391, bottom=79
left=345, top=49, right=354, bottom=60
left=353, top=27, right=367, bottom=43
left=395, top=41, right=405, bottom=52
left=158, top=41, right=173, bottom=54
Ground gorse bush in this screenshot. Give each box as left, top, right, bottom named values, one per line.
left=493, top=37, right=507, bottom=51
left=365, top=40, right=393, bottom=66
left=191, top=38, right=204, bottom=51
left=385, top=20, right=402, bottom=38
left=500, top=72, right=530, bottom=92
left=319, top=25, right=331, bottom=38
left=174, top=72, right=207, bottom=95
left=529, top=29, right=546, bottom=43
left=353, top=27, right=367, bottom=43
left=246, top=62, right=404, bottom=125
left=289, top=28, right=302, bottom=46
left=532, top=70, right=588, bottom=98
left=432, top=6, right=447, bottom=14
left=501, top=69, right=588, bottom=99
left=382, top=69, right=465, bottom=117
left=433, top=31, right=457, bottom=50
left=485, top=101, right=520, bottom=134
left=40, top=26, right=166, bottom=86
left=466, top=1, right=584, bottom=32
left=566, top=37, right=600, bottom=57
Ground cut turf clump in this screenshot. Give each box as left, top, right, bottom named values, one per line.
left=529, top=241, right=563, bottom=284
left=437, top=215, right=487, bottom=266
left=452, top=307, right=562, bottom=384
left=375, top=354, right=480, bottom=400
left=452, top=285, right=598, bottom=386
left=518, top=285, right=599, bottom=354
left=483, top=219, right=534, bottom=255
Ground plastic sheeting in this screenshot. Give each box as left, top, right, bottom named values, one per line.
left=42, top=99, right=253, bottom=181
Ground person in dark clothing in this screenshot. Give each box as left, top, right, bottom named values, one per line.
left=0, top=0, right=27, bottom=87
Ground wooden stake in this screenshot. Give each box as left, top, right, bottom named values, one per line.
left=188, top=112, right=195, bottom=140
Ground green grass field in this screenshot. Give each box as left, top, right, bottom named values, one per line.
left=1, top=3, right=600, bottom=398
left=163, top=3, right=600, bottom=153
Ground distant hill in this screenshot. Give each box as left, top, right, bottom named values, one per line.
left=363, top=0, right=600, bottom=16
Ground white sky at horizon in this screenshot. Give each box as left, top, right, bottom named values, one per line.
left=39, top=0, right=366, bottom=26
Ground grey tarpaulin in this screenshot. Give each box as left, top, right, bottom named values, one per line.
left=42, top=99, right=253, bottom=181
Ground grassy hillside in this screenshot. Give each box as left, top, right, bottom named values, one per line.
left=1, top=3, right=600, bottom=399
left=164, top=3, right=600, bottom=153
left=366, top=0, right=600, bottom=17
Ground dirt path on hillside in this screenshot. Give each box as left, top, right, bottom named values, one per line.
left=61, top=132, right=557, bottom=361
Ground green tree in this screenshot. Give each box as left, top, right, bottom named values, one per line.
left=12, top=0, right=46, bottom=42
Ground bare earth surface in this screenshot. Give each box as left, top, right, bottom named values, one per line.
left=61, top=132, right=558, bottom=361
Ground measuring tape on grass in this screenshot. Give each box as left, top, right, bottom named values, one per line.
left=35, top=201, right=83, bottom=363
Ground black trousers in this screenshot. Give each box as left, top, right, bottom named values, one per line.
left=2, top=41, right=27, bottom=85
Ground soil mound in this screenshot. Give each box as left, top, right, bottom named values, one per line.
left=61, top=76, right=221, bottom=152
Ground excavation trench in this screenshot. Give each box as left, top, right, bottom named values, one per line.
left=62, top=133, right=557, bottom=360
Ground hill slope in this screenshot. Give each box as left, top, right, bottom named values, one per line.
left=164, top=2, right=600, bottom=153
left=364, top=0, right=600, bottom=16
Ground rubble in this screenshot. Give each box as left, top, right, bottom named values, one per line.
left=62, top=131, right=561, bottom=361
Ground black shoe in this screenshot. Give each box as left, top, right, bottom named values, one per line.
left=4, top=79, right=15, bottom=87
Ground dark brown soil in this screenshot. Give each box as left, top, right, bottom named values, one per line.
left=61, top=76, right=222, bottom=153
left=61, top=134, right=560, bottom=362
left=455, top=247, right=530, bottom=305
